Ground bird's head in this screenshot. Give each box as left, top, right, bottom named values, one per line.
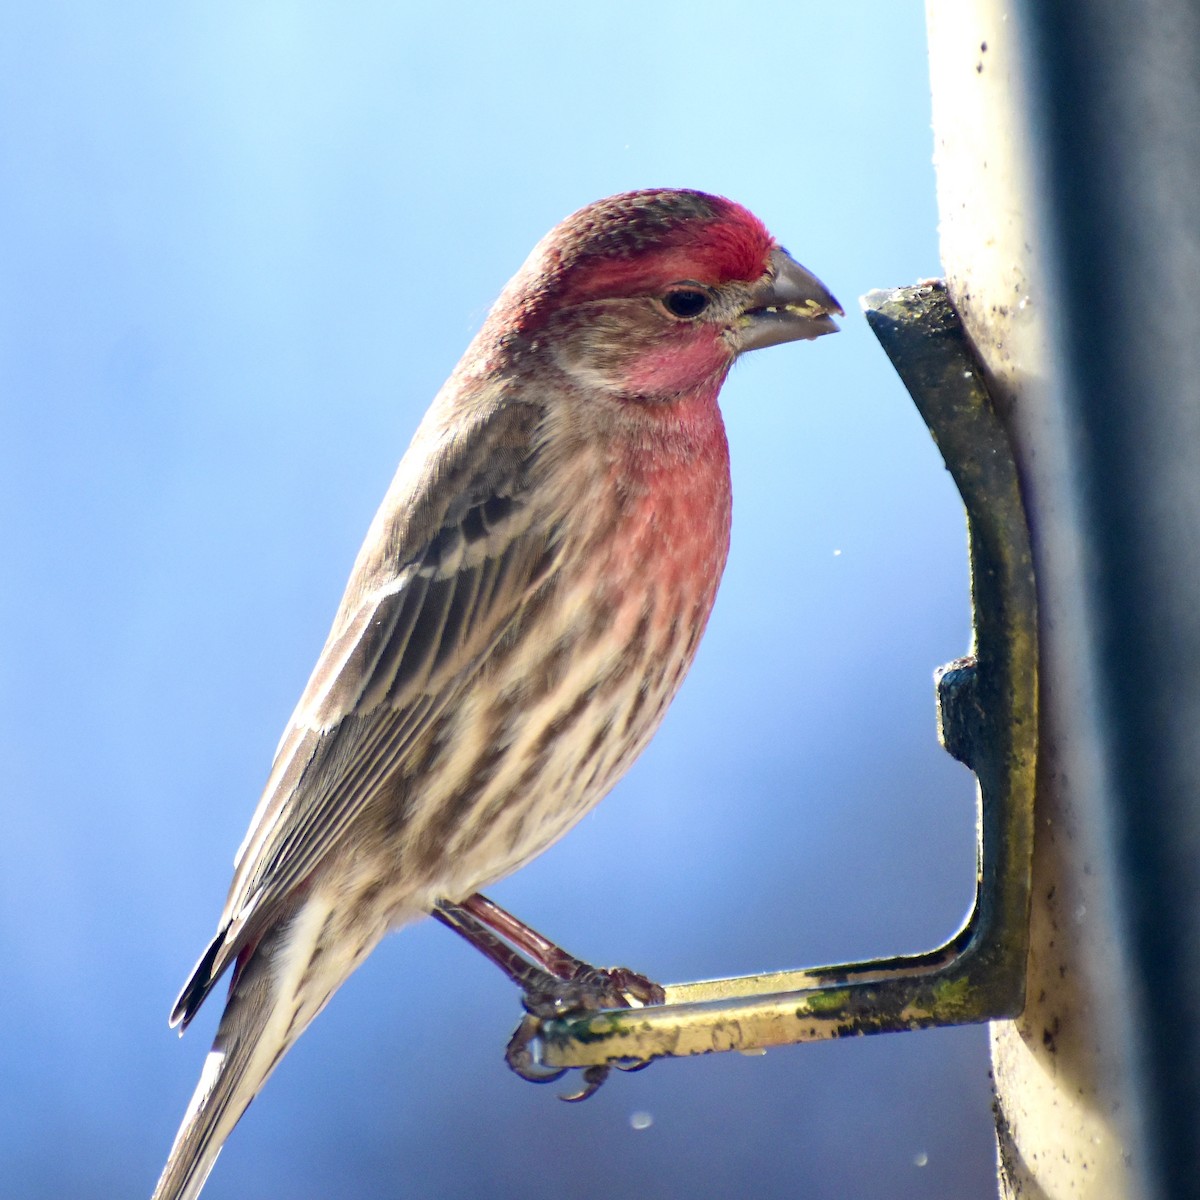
left=487, top=189, right=841, bottom=404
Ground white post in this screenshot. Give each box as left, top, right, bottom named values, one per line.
left=925, top=5, right=1147, bottom=1196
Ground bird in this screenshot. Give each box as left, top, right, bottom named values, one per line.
left=151, top=187, right=840, bottom=1200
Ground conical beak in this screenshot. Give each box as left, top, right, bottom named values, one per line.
left=733, top=247, right=842, bottom=352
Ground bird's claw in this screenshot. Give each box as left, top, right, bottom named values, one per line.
left=521, top=964, right=665, bottom=1017
left=559, top=1065, right=611, bottom=1102
left=506, top=1015, right=569, bottom=1085
left=554, top=1057, right=650, bottom=1101
left=505, top=964, right=663, bottom=1100
left=505, top=1021, right=632, bottom=1103
left=599, top=966, right=666, bottom=1007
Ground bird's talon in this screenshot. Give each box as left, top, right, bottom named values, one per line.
left=505, top=1017, right=568, bottom=1084
left=614, top=1057, right=653, bottom=1074
left=527, top=964, right=665, bottom=1015
left=559, top=1065, right=610, bottom=1103
left=602, top=966, right=666, bottom=1007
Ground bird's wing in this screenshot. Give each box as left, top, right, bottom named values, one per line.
left=172, top=397, right=561, bottom=1028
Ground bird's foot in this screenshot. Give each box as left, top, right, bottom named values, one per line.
left=506, top=965, right=662, bottom=1100
left=521, top=962, right=665, bottom=1017
left=432, top=895, right=662, bottom=1099
left=506, top=1006, right=654, bottom=1102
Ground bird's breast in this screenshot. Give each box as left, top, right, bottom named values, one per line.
left=392, top=398, right=733, bottom=904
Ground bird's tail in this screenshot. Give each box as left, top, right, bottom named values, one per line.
left=151, top=899, right=376, bottom=1200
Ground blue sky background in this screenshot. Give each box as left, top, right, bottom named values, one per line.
left=1, top=4, right=996, bottom=1197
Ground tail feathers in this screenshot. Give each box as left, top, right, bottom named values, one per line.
left=153, top=896, right=387, bottom=1200
left=152, top=952, right=288, bottom=1200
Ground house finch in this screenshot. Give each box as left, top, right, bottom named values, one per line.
left=152, top=188, right=840, bottom=1200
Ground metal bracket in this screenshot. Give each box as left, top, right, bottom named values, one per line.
left=512, top=282, right=1038, bottom=1076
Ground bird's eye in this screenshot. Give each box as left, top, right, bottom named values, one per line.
left=662, top=288, right=712, bottom=319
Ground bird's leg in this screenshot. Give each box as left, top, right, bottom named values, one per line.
left=433, top=893, right=663, bottom=1100
left=440, top=892, right=665, bottom=1010
left=432, top=898, right=568, bottom=1002
left=455, top=893, right=589, bottom=981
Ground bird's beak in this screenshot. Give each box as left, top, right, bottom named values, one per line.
left=733, top=247, right=843, bottom=352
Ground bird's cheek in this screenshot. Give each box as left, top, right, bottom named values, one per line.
left=619, top=332, right=732, bottom=398
left=545, top=315, right=730, bottom=400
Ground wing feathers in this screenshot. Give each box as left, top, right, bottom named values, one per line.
left=177, top=400, right=563, bottom=1019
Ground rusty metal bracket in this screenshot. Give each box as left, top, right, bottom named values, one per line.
left=511, top=281, right=1038, bottom=1077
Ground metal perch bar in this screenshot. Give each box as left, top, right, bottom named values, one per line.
left=513, top=282, right=1038, bottom=1075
